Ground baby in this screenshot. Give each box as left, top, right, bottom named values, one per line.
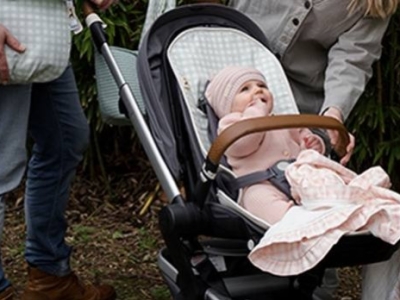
left=205, top=66, right=326, bottom=224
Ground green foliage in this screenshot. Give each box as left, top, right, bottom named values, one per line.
left=150, top=286, right=171, bottom=300
left=72, top=0, right=147, bottom=127
left=70, top=0, right=204, bottom=181
left=137, top=228, right=157, bottom=251
left=71, top=0, right=147, bottom=180
left=71, top=225, right=97, bottom=243
left=8, top=242, right=25, bottom=259
left=347, top=13, right=400, bottom=190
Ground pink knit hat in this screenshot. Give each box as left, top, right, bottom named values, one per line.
left=205, top=66, right=267, bottom=118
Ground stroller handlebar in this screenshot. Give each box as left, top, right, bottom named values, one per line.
left=207, top=114, right=350, bottom=166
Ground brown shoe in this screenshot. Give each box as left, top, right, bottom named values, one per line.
left=21, top=267, right=116, bottom=300
left=0, top=286, right=13, bottom=300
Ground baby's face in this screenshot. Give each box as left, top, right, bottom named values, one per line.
left=231, top=80, right=273, bottom=114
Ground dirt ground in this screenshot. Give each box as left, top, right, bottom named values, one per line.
left=1, top=189, right=362, bottom=299
left=1, top=157, right=363, bottom=299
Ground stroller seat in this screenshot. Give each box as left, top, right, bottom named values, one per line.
left=167, top=26, right=303, bottom=230
left=167, top=27, right=299, bottom=149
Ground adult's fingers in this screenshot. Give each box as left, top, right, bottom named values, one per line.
left=327, top=129, right=355, bottom=165
left=0, top=25, right=25, bottom=83
left=0, top=41, right=8, bottom=83
left=6, top=32, right=26, bottom=53
left=339, top=133, right=355, bottom=165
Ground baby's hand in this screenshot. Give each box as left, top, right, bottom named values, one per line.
left=246, top=98, right=270, bottom=115
left=301, top=133, right=325, bottom=153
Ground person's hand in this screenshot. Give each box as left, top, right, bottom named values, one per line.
left=0, top=24, right=26, bottom=84
left=89, top=0, right=116, bottom=10
left=323, top=107, right=355, bottom=165
left=301, top=133, right=325, bottom=153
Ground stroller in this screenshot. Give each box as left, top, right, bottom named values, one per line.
left=84, top=3, right=400, bottom=299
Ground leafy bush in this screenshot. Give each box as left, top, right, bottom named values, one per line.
left=347, top=15, right=400, bottom=189
left=71, top=0, right=147, bottom=180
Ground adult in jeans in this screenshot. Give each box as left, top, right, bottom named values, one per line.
left=198, top=0, right=397, bottom=299
left=0, top=0, right=116, bottom=299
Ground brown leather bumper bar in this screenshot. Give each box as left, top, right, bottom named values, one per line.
left=207, top=114, right=350, bottom=166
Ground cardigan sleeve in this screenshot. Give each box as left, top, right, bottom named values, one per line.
left=322, top=16, right=390, bottom=120
left=218, top=103, right=269, bottom=158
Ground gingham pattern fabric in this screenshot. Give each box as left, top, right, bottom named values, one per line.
left=248, top=150, right=400, bottom=276
left=1, top=0, right=71, bottom=83
left=167, top=27, right=299, bottom=153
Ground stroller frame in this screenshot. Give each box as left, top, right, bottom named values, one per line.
left=84, top=3, right=399, bottom=299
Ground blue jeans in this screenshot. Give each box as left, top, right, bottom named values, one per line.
left=0, top=66, right=89, bottom=291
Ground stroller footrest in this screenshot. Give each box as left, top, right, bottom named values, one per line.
left=223, top=274, right=291, bottom=298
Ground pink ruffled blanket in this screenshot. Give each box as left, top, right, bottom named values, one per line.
left=248, top=149, right=400, bottom=276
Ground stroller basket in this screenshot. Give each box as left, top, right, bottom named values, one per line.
left=86, top=3, right=400, bottom=299
left=94, top=47, right=143, bottom=126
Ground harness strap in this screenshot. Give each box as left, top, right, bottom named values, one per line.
left=231, top=169, right=276, bottom=190
left=227, top=159, right=295, bottom=200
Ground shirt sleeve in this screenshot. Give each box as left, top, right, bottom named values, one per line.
left=322, top=16, right=390, bottom=120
